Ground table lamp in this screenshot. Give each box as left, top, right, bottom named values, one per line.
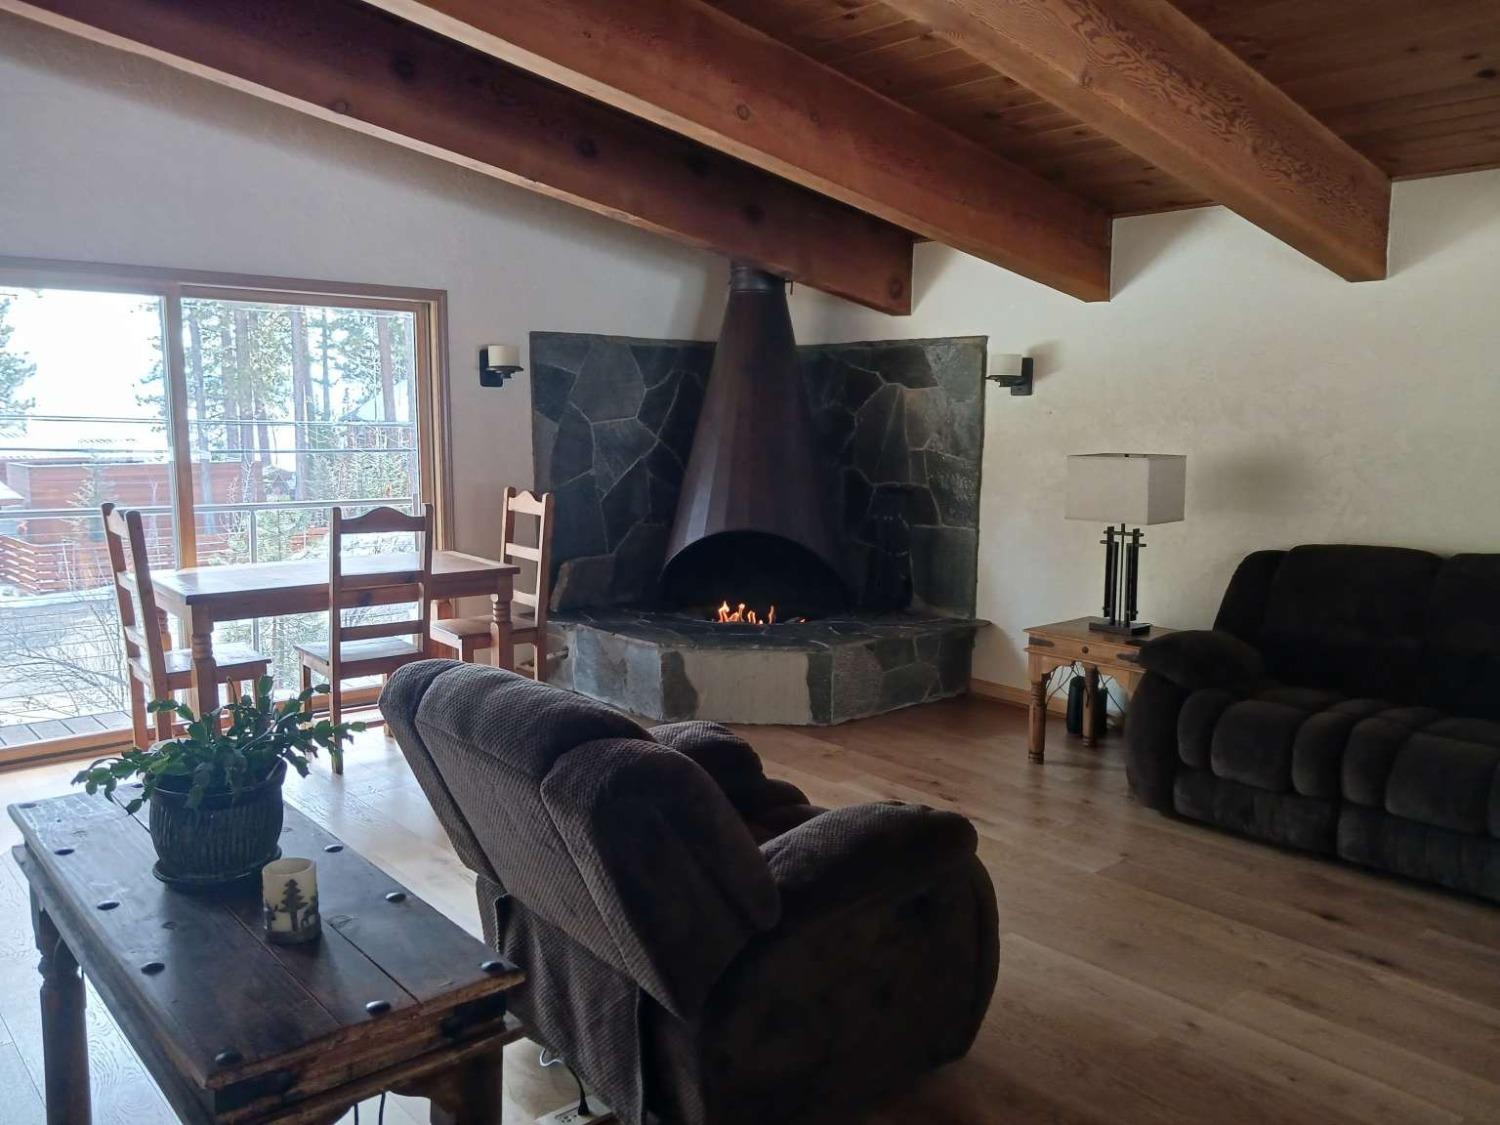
left=1065, top=453, right=1186, bottom=636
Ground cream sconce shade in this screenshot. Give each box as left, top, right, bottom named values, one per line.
left=480, top=343, right=523, bottom=387
left=984, top=352, right=1033, bottom=396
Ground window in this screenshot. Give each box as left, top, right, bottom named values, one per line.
left=0, top=260, right=448, bottom=757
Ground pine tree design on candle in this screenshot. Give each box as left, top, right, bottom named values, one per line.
left=262, top=857, right=321, bottom=944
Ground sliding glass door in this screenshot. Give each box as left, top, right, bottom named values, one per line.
left=0, top=264, right=445, bottom=755
left=0, top=288, right=173, bottom=747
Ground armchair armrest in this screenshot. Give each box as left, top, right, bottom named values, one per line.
left=1138, top=629, right=1264, bottom=693
left=761, top=802, right=977, bottom=919
left=651, top=721, right=811, bottom=815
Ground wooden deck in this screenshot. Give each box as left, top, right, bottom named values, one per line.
left=0, top=713, right=131, bottom=751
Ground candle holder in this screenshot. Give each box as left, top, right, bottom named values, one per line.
left=262, top=857, right=321, bottom=945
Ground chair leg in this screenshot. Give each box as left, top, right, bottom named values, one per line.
left=153, top=700, right=174, bottom=743
left=532, top=633, right=547, bottom=682
left=128, top=675, right=148, bottom=750
left=329, top=685, right=344, bottom=776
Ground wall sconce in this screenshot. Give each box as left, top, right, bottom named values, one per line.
left=985, top=352, right=1033, bottom=396
left=479, top=344, right=523, bottom=387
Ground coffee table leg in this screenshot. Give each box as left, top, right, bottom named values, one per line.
left=419, top=1050, right=504, bottom=1125
left=31, top=888, right=90, bottom=1125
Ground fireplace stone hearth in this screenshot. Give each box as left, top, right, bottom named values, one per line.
left=546, top=609, right=981, bottom=725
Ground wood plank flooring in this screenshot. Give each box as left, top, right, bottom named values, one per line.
left=2, top=696, right=1499, bottom=1123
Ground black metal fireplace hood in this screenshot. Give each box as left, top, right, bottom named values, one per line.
left=659, top=263, right=848, bottom=616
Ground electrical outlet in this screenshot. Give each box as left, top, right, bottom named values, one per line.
left=536, top=1096, right=614, bottom=1125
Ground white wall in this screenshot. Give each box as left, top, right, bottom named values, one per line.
left=0, top=12, right=724, bottom=559
left=790, top=169, right=1500, bottom=688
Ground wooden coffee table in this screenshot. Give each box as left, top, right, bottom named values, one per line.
left=1023, top=618, right=1177, bottom=763
left=8, top=794, right=525, bottom=1124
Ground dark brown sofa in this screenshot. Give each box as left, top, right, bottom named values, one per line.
left=381, top=660, right=999, bottom=1125
left=1125, top=544, right=1500, bottom=901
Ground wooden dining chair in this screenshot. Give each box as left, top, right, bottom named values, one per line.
left=295, top=504, right=434, bottom=774
left=431, top=487, right=554, bottom=679
left=101, top=503, right=271, bottom=747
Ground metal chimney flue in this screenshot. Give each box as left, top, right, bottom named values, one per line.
left=658, top=263, right=848, bottom=617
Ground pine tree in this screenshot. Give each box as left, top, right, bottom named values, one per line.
left=279, top=877, right=308, bottom=931
left=0, top=295, right=37, bottom=436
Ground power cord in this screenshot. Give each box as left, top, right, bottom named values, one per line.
left=539, top=1048, right=592, bottom=1116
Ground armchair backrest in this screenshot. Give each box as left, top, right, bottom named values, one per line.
left=380, top=661, right=780, bottom=1018
left=1214, top=544, right=1500, bottom=714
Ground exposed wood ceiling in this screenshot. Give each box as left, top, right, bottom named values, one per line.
left=2, top=0, right=916, bottom=313
left=704, top=0, right=1500, bottom=215
left=7, top=0, right=1498, bottom=307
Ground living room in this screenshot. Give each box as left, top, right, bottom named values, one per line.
left=0, top=2, right=1497, bottom=1123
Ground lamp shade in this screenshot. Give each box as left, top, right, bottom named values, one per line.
left=1065, top=453, right=1185, bottom=525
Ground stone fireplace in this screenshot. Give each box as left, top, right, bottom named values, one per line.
left=530, top=268, right=987, bottom=724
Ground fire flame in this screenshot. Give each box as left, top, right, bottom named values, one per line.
left=717, top=600, right=776, bottom=625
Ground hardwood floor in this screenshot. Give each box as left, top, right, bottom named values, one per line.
left=3, top=696, right=1499, bottom=1123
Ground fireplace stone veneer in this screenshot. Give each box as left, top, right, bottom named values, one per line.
left=546, top=609, right=981, bottom=725
left=530, top=319, right=987, bottom=725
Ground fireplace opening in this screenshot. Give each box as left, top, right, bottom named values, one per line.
left=658, top=530, right=850, bottom=622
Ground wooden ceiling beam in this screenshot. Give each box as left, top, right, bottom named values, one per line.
left=363, top=0, right=1114, bottom=302
left=879, top=0, right=1392, bottom=281
left=1, top=0, right=916, bottom=315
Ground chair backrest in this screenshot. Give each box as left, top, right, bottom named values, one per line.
left=327, top=504, right=434, bottom=676
left=501, top=487, right=554, bottom=629
left=101, top=502, right=172, bottom=698
left=380, top=660, right=780, bottom=1020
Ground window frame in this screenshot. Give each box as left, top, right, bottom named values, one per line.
left=0, top=255, right=453, bottom=762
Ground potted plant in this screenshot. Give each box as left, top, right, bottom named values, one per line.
left=74, top=677, right=363, bottom=888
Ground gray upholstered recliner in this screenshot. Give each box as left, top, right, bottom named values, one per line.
left=381, top=660, right=998, bottom=1125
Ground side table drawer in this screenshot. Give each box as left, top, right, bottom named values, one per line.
left=1026, top=633, right=1145, bottom=670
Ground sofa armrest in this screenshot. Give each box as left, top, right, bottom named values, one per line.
left=1138, top=628, right=1264, bottom=693
left=761, top=802, right=977, bottom=919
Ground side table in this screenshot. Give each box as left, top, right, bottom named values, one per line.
left=1023, top=618, right=1176, bottom=763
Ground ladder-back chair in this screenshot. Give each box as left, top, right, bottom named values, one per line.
left=101, top=502, right=270, bottom=746
left=295, top=503, right=433, bottom=774
left=431, top=487, right=554, bottom=679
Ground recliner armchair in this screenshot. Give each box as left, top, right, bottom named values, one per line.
left=1126, top=544, right=1500, bottom=901
left=381, top=660, right=999, bottom=1125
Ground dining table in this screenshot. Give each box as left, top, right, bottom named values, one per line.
left=144, top=550, right=520, bottom=714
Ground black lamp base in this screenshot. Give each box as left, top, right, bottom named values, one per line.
left=1087, top=617, right=1153, bottom=637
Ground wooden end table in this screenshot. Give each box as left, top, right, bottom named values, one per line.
left=8, top=794, right=525, bottom=1124
left=1023, top=618, right=1177, bottom=763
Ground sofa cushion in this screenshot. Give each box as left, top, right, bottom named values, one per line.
left=1206, top=686, right=1342, bottom=793
left=1341, top=706, right=1446, bottom=809
left=1258, top=545, right=1442, bottom=702
left=1178, top=688, right=1235, bottom=770
left=1423, top=554, right=1500, bottom=720
left=1291, top=698, right=1391, bottom=800
left=1384, top=718, right=1500, bottom=835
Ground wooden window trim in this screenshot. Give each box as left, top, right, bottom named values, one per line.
left=0, top=254, right=451, bottom=753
